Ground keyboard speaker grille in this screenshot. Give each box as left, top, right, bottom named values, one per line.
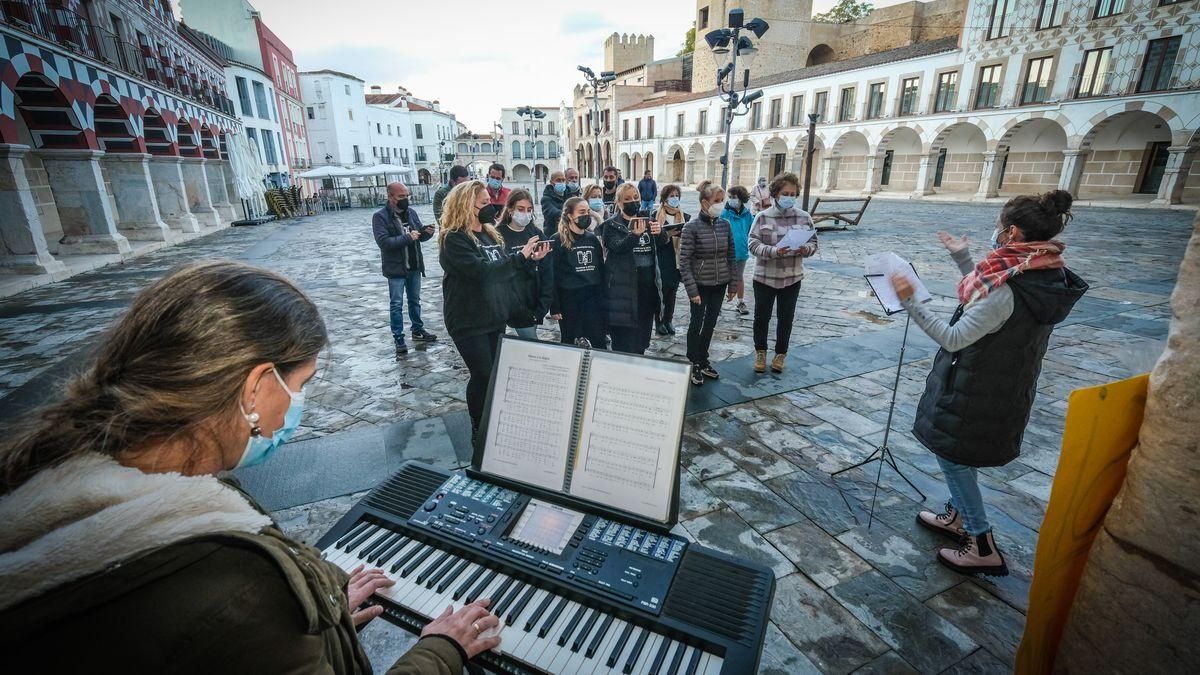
left=364, top=463, right=446, bottom=519
left=662, top=548, right=772, bottom=647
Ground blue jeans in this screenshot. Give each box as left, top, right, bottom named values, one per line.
left=640, top=200, right=655, bottom=213
left=512, top=325, right=538, bottom=340
left=936, top=455, right=991, bottom=536
left=388, top=273, right=424, bottom=340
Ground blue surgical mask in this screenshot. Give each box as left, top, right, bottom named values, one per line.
left=553, top=182, right=566, bottom=195
left=778, top=196, right=797, bottom=211
left=566, top=181, right=579, bottom=192
left=727, top=198, right=741, bottom=209
left=666, top=196, right=680, bottom=209
left=237, top=368, right=305, bottom=468
left=487, top=177, right=503, bottom=190
left=990, top=227, right=1003, bottom=250
left=588, top=197, right=604, bottom=211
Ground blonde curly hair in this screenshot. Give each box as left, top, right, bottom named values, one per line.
left=438, top=180, right=502, bottom=249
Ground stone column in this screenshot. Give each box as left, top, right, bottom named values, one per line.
left=974, top=149, right=1006, bottom=200
left=103, top=153, right=171, bottom=241
left=36, top=149, right=131, bottom=255
left=222, top=161, right=243, bottom=220
left=1058, top=149, right=1089, bottom=197
left=822, top=156, right=839, bottom=191
left=913, top=153, right=938, bottom=197
left=179, top=156, right=221, bottom=227
left=206, top=160, right=238, bottom=223
left=1152, top=146, right=1197, bottom=206
left=0, top=144, right=66, bottom=274
left=862, top=154, right=880, bottom=195
left=147, top=156, right=200, bottom=233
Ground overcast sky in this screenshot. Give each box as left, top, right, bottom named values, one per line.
left=195, top=0, right=907, bottom=133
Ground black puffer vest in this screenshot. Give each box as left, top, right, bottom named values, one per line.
left=912, top=267, right=1088, bottom=467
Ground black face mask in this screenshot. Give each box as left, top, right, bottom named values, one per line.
left=575, top=214, right=592, bottom=230
left=477, top=204, right=498, bottom=225
left=621, top=202, right=640, bottom=217
left=603, top=180, right=616, bottom=189
left=393, top=198, right=409, bottom=211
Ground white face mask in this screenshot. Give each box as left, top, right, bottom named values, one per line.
left=513, top=211, right=534, bottom=227
left=706, top=202, right=725, bottom=218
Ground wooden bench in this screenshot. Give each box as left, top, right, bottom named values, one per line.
left=809, top=196, right=872, bottom=230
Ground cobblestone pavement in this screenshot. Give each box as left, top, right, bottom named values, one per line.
left=1, top=195, right=1192, bottom=673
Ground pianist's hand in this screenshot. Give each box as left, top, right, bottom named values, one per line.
left=422, top=599, right=502, bottom=658
left=347, top=564, right=395, bottom=626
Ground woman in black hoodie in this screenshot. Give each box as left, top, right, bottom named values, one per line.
left=549, top=196, right=607, bottom=348
left=601, top=182, right=672, bottom=354
left=497, top=189, right=553, bottom=341
left=439, top=181, right=549, bottom=436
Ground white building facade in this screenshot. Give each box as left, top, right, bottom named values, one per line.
left=615, top=0, right=1200, bottom=206
left=365, top=88, right=416, bottom=178
left=408, top=102, right=457, bottom=185
left=300, top=70, right=371, bottom=167
left=227, top=63, right=287, bottom=188
left=500, top=106, right=568, bottom=183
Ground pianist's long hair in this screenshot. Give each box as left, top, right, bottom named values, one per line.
left=0, top=260, right=328, bottom=494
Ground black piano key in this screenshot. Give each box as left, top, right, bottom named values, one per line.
left=453, top=565, right=485, bottom=601
left=648, top=637, right=673, bottom=675
left=401, top=546, right=435, bottom=578
left=416, top=551, right=451, bottom=584
left=425, top=554, right=459, bottom=589
left=538, top=597, right=569, bottom=638
left=345, top=525, right=380, bottom=553
left=607, top=622, right=635, bottom=668
left=364, top=533, right=399, bottom=562
left=374, top=536, right=409, bottom=566
left=572, top=609, right=600, bottom=652
left=489, top=576, right=515, bottom=607
left=335, top=521, right=370, bottom=549
left=390, top=543, right=426, bottom=575
left=355, top=529, right=390, bottom=555
left=437, top=560, right=471, bottom=594
left=557, top=603, right=588, bottom=647
left=492, top=580, right=525, bottom=617
left=623, top=629, right=650, bottom=674
left=684, top=647, right=703, bottom=675
left=507, top=586, right=538, bottom=626
left=666, top=643, right=688, bottom=675
left=465, top=569, right=498, bottom=604
left=525, top=593, right=555, bottom=632
left=586, top=615, right=615, bottom=658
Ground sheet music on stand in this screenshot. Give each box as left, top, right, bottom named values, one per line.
left=474, top=338, right=691, bottom=530
left=864, top=252, right=931, bottom=314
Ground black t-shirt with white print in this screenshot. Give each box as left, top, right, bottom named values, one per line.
left=551, top=230, right=603, bottom=290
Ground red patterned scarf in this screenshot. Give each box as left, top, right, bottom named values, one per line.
left=958, top=240, right=1066, bottom=305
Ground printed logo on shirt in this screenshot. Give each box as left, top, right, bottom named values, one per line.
left=632, top=232, right=652, bottom=255
left=481, top=244, right=504, bottom=262
left=574, top=246, right=596, bottom=271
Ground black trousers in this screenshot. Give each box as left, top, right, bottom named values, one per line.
left=558, top=285, right=607, bottom=349
left=687, top=283, right=727, bottom=366
left=453, top=329, right=502, bottom=429
left=610, top=281, right=658, bottom=355
left=753, top=280, right=802, bottom=353
left=660, top=281, right=679, bottom=327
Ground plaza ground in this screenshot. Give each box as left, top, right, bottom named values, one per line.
left=0, top=196, right=1191, bottom=673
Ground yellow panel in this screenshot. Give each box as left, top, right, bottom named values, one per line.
left=1015, top=374, right=1149, bottom=674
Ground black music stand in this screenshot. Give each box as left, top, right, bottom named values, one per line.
left=831, top=273, right=927, bottom=528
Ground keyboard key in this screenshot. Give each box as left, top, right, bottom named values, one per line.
left=558, top=603, right=588, bottom=647
left=622, top=627, right=650, bottom=674
left=608, top=622, right=635, bottom=668
left=587, top=614, right=615, bottom=658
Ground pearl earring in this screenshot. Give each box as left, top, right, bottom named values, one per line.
left=246, top=408, right=262, bottom=437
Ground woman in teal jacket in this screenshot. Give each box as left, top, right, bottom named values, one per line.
left=722, top=185, right=755, bottom=315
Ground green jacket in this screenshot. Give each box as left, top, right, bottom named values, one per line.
left=433, top=183, right=453, bottom=224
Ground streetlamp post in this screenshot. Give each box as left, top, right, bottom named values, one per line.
left=705, top=9, right=770, bottom=189
left=492, top=122, right=502, bottom=171
left=577, top=66, right=616, bottom=180
left=516, top=106, right=547, bottom=197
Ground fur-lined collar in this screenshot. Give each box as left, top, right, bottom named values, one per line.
left=0, top=453, right=271, bottom=611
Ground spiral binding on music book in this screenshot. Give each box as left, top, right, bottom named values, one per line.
left=562, top=337, right=594, bottom=492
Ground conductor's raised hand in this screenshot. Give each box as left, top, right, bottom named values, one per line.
left=421, top=599, right=502, bottom=659
left=937, top=230, right=969, bottom=254
left=890, top=272, right=915, bottom=301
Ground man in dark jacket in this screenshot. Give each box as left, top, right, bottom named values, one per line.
left=432, top=165, right=468, bottom=224
left=638, top=170, right=657, bottom=213
left=540, top=169, right=580, bottom=238
left=372, top=182, right=438, bottom=356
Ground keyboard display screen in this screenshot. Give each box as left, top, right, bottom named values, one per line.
left=509, top=499, right=585, bottom=555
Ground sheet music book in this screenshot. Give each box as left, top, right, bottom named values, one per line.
left=864, top=252, right=931, bottom=314
left=477, top=338, right=690, bottom=525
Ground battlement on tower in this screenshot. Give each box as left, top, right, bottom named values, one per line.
left=604, top=33, right=655, bottom=75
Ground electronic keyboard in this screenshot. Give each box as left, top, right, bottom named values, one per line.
left=316, top=462, right=774, bottom=674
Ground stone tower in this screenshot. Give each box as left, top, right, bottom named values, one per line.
left=691, top=0, right=814, bottom=92
left=604, top=33, right=655, bottom=75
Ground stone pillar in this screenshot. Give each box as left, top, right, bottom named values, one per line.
left=103, top=153, right=171, bottom=241
left=179, top=156, right=220, bottom=227
left=147, top=156, right=200, bottom=233
left=37, top=149, right=131, bottom=255
left=205, top=159, right=238, bottom=223
left=1152, top=146, right=1197, bottom=206
left=913, top=153, right=938, bottom=197
left=862, top=154, right=880, bottom=195
left=822, top=156, right=839, bottom=191
left=1058, top=150, right=1088, bottom=197
left=0, top=144, right=66, bottom=274
left=974, top=149, right=1006, bottom=200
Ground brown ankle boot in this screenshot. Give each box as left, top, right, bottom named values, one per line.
left=771, top=353, right=786, bottom=373
left=754, top=350, right=767, bottom=373
left=917, top=502, right=965, bottom=540
left=937, top=530, right=1009, bottom=577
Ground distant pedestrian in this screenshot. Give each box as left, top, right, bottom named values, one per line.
left=372, top=181, right=438, bottom=358
left=433, top=165, right=469, bottom=224
left=439, top=181, right=549, bottom=438
left=638, top=170, right=658, bottom=213
left=497, top=189, right=553, bottom=341
left=601, top=166, right=620, bottom=211
left=485, top=163, right=511, bottom=207
left=549, top=197, right=607, bottom=348
left=601, top=183, right=670, bottom=355
left=723, top=185, right=754, bottom=315
left=540, top=169, right=580, bottom=238
left=653, top=184, right=689, bottom=336
left=750, top=176, right=773, bottom=214
left=748, top=173, right=817, bottom=375
left=679, top=180, right=736, bottom=386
